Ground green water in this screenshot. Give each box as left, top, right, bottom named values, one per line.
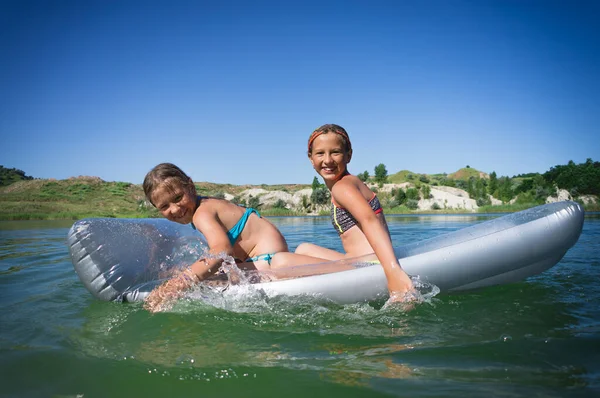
left=1, top=215, right=599, bottom=397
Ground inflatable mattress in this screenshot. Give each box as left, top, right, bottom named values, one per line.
left=67, top=201, right=584, bottom=304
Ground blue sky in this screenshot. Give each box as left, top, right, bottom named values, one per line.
left=1, top=0, right=598, bottom=185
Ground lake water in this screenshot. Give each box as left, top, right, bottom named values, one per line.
left=1, top=213, right=599, bottom=398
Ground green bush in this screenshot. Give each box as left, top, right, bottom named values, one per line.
left=384, top=198, right=399, bottom=209
left=273, top=199, right=287, bottom=208
left=406, top=199, right=419, bottom=210
left=395, top=188, right=406, bottom=205
left=515, top=191, right=544, bottom=205
left=311, top=187, right=330, bottom=205
left=439, top=178, right=455, bottom=187
left=421, top=185, right=431, bottom=199
left=406, top=187, right=420, bottom=200
left=374, top=163, right=388, bottom=184
left=302, top=195, right=309, bottom=209
left=357, top=171, right=369, bottom=182
left=0, top=166, right=33, bottom=187
left=311, top=177, right=323, bottom=190
left=476, top=197, right=491, bottom=207
left=248, top=196, right=260, bottom=208
left=232, top=195, right=246, bottom=206
left=455, top=180, right=468, bottom=190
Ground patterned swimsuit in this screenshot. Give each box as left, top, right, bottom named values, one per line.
left=330, top=193, right=383, bottom=235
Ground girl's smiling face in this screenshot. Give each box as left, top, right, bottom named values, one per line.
left=309, top=133, right=352, bottom=187
left=151, top=182, right=197, bottom=224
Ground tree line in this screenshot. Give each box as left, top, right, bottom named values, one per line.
left=2, top=159, right=598, bottom=208
left=0, top=165, right=33, bottom=187
left=309, top=158, right=599, bottom=207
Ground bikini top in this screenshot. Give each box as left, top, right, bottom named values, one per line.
left=226, top=207, right=260, bottom=245
left=190, top=196, right=261, bottom=245
left=331, top=193, right=382, bottom=235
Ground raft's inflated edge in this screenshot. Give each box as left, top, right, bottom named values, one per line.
left=68, top=201, right=584, bottom=304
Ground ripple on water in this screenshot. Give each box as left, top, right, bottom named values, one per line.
left=1, top=217, right=599, bottom=397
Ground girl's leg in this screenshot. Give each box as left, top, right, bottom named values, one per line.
left=294, top=243, right=345, bottom=260
left=266, top=252, right=356, bottom=279
left=269, top=252, right=332, bottom=268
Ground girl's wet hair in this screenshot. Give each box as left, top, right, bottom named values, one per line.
left=143, top=163, right=195, bottom=205
left=307, top=124, right=352, bottom=155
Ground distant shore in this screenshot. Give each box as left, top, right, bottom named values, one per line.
left=0, top=199, right=596, bottom=222
left=1, top=176, right=598, bottom=221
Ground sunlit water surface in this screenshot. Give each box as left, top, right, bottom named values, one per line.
left=1, top=214, right=599, bottom=398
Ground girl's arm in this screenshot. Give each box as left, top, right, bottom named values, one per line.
left=189, top=210, right=236, bottom=277
left=144, top=209, right=235, bottom=312
left=333, top=181, right=414, bottom=301
left=143, top=267, right=199, bottom=312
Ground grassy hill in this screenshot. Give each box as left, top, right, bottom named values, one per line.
left=0, top=177, right=311, bottom=220
left=387, top=170, right=420, bottom=184
left=447, top=167, right=489, bottom=180
left=0, top=177, right=153, bottom=220
left=1, top=162, right=597, bottom=220
left=0, top=165, right=496, bottom=220
left=387, top=167, right=488, bottom=185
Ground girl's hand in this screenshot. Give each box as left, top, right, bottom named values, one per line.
left=388, top=289, right=417, bottom=303
left=143, top=288, right=171, bottom=312
left=386, top=266, right=417, bottom=303
left=143, top=268, right=198, bottom=312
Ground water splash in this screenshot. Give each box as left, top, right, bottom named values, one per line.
left=215, top=253, right=250, bottom=286
left=175, top=252, right=442, bottom=315
left=382, top=276, right=440, bottom=310
left=185, top=271, right=440, bottom=317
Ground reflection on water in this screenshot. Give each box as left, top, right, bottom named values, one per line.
left=70, top=292, right=421, bottom=387
left=319, top=341, right=415, bottom=387
left=0, top=219, right=75, bottom=231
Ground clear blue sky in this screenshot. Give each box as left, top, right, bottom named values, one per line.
left=1, top=0, right=598, bottom=185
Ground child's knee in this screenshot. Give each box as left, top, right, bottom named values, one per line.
left=294, top=243, right=313, bottom=255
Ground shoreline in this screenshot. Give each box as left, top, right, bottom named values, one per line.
left=2, top=177, right=598, bottom=222
left=2, top=204, right=599, bottom=222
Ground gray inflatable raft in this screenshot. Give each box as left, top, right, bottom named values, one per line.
left=67, top=201, right=584, bottom=304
